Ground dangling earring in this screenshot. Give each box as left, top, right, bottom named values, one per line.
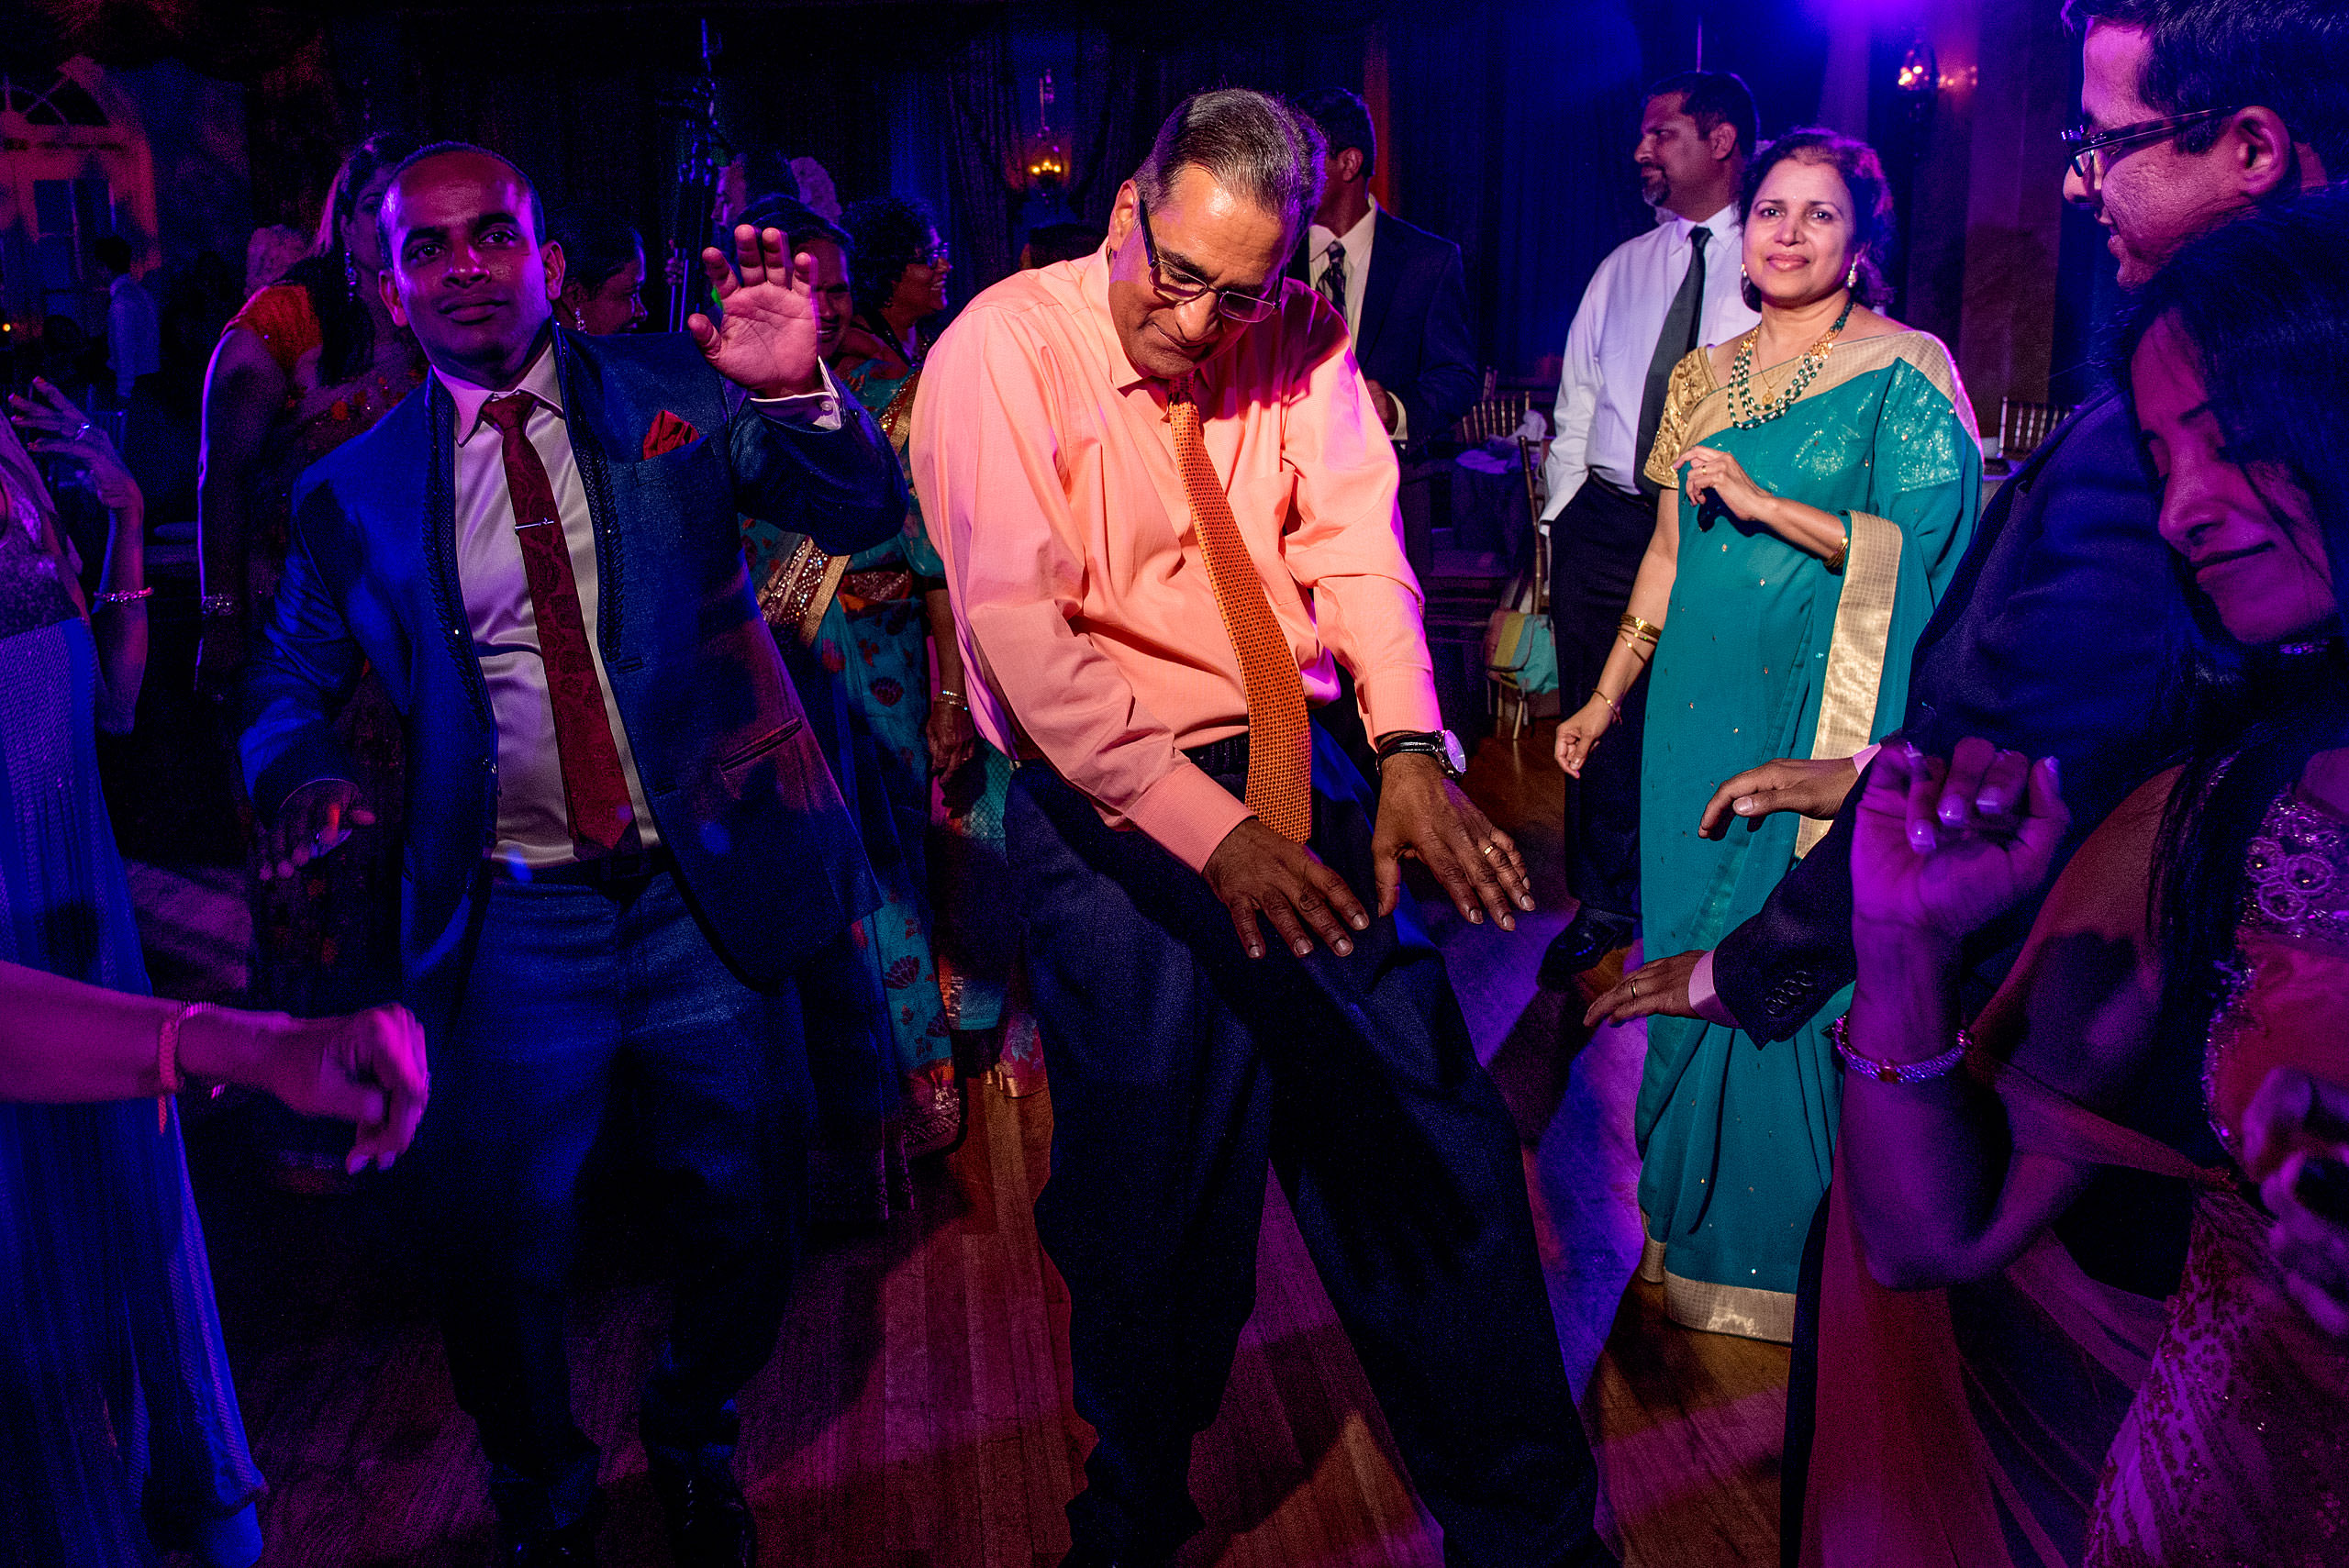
left=572, top=305, right=587, bottom=331
left=344, top=250, right=361, bottom=301
left=1845, top=258, right=1860, bottom=291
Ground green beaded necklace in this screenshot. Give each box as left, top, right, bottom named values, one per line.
left=1726, top=294, right=1855, bottom=430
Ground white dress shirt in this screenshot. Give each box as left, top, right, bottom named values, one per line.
left=1542, top=203, right=1757, bottom=517
left=1306, top=196, right=1408, bottom=439
left=437, top=340, right=841, bottom=870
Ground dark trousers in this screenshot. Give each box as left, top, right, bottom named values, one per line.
left=409, top=867, right=813, bottom=1534
left=1549, top=477, right=1657, bottom=926
left=1007, top=733, right=1605, bottom=1566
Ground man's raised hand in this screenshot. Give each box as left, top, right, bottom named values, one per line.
left=687, top=225, right=823, bottom=400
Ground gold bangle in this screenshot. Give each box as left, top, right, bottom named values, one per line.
left=1617, top=612, right=1663, bottom=644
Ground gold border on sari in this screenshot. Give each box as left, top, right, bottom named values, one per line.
left=1638, top=1219, right=1798, bottom=1343
left=755, top=369, right=925, bottom=646
left=757, top=537, right=851, bottom=648
left=1641, top=333, right=1977, bottom=860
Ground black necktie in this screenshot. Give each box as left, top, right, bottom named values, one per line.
left=1634, top=226, right=1710, bottom=500
left=1317, top=239, right=1349, bottom=324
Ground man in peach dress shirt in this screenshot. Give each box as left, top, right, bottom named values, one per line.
left=910, top=90, right=1609, bottom=1568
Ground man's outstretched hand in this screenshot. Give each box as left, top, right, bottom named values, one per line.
left=1203, top=818, right=1370, bottom=960
left=1373, top=753, right=1533, bottom=930
left=687, top=225, right=823, bottom=400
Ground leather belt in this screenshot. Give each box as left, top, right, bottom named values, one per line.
left=495, top=846, right=674, bottom=885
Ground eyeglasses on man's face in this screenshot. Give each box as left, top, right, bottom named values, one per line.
left=1133, top=195, right=1278, bottom=325
left=2060, top=106, right=2243, bottom=184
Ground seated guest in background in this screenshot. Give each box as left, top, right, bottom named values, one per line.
left=235, top=142, right=903, bottom=1566
left=549, top=205, right=649, bottom=335
left=197, top=134, right=423, bottom=1140
left=739, top=194, right=962, bottom=1162
left=1557, top=128, right=1978, bottom=1341
left=840, top=195, right=951, bottom=374
left=1816, top=191, right=2349, bottom=1564
left=1021, top=220, right=1108, bottom=269
left=1535, top=70, right=1760, bottom=996
left=1289, top=86, right=1477, bottom=448
left=0, top=379, right=417, bottom=1568
left=912, top=87, right=1608, bottom=1568
left=96, top=234, right=161, bottom=402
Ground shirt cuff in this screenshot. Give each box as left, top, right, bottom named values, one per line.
left=1851, top=742, right=1882, bottom=777
left=1389, top=398, right=1408, bottom=442
left=1687, top=949, right=1739, bottom=1029
left=750, top=360, right=844, bottom=430
left=1355, top=668, right=1445, bottom=744
left=1120, top=760, right=1258, bottom=875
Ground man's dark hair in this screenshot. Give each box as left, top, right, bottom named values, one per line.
left=740, top=195, right=852, bottom=259
left=549, top=204, right=645, bottom=296
left=1133, top=87, right=1326, bottom=242
left=93, top=235, right=132, bottom=277
left=1025, top=221, right=1107, bottom=268
left=841, top=195, right=941, bottom=324
left=1644, top=70, right=1761, bottom=162
left=2065, top=0, right=2349, bottom=176
left=1294, top=87, right=1377, bottom=182
left=736, top=147, right=801, bottom=206
left=1737, top=128, right=1898, bottom=309
left=375, top=140, right=550, bottom=266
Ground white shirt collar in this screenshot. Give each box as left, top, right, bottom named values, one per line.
left=438, top=336, right=568, bottom=441
left=1308, top=194, right=1380, bottom=258
left=1656, top=201, right=1740, bottom=240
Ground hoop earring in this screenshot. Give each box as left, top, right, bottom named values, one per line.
left=344, top=250, right=361, bottom=301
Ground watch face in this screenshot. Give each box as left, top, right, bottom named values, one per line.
left=1442, top=729, right=1467, bottom=775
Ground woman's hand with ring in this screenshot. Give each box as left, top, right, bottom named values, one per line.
left=1676, top=443, right=1776, bottom=527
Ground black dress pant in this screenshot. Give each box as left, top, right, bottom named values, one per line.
left=1007, top=731, right=1607, bottom=1566
left=1549, top=477, right=1658, bottom=927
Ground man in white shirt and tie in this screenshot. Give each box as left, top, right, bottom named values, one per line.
left=1537, top=71, right=1760, bottom=993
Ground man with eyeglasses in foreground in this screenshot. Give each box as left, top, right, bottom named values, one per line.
left=1571, top=1, right=2344, bottom=1559
left=911, top=87, right=1610, bottom=1568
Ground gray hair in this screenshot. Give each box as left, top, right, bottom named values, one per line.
left=1132, top=88, right=1327, bottom=242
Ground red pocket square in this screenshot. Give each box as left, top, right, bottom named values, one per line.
left=642, top=410, right=700, bottom=459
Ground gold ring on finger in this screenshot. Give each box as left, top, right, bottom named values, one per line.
left=1479, top=841, right=1498, bottom=857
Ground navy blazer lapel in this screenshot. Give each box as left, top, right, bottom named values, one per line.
left=417, top=376, right=498, bottom=747
left=552, top=328, right=627, bottom=655
left=1354, top=210, right=1408, bottom=367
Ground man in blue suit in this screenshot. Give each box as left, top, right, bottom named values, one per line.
left=1289, top=88, right=1479, bottom=450
left=236, top=143, right=903, bottom=1567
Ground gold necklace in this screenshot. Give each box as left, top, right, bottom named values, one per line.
left=1727, top=295, right=1855, bottom=429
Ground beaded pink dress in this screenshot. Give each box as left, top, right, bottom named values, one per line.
left=1804, top=785, right=2349, bottom=1568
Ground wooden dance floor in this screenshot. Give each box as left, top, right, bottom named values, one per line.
left=150, top=726, right=1787, bottom=1567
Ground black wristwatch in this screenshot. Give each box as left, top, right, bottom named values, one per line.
left=1375, top=728, right=1466, bottom=779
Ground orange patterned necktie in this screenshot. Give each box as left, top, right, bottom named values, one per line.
left=1167, top=379, right=1313, bottom=842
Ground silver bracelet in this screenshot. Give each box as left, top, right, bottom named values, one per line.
left=95, top=585, right=153, bottom=606
left=1828, top=1013, right=1970, bottom=1084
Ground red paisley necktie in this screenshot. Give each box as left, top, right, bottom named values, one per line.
left=482, top=394, right=638, bottom=859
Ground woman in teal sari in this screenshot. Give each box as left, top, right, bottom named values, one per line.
left=1557, top=128, right=1979, bottom=1340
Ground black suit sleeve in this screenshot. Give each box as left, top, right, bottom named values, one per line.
left=1709, top=754, right=1876, bottom=1041
left=725, top=383, right=907, bottom=556
left=1399, top=247, right=1478, bottom=440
